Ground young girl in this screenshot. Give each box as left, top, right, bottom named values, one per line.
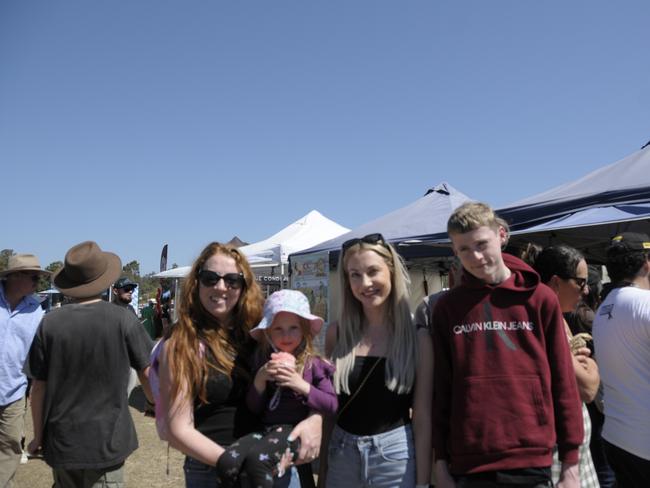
left=216, top=289, right=338, bottom=488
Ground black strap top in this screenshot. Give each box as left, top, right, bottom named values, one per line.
left=336, top=356, right=413, bottom=436
left=193, top=346, right=259, bottom=446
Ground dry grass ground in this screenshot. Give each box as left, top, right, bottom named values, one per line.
left=15, top=387, right=186, bottom=488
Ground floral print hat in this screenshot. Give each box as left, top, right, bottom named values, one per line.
left=250, top=289, right=324, bottom=342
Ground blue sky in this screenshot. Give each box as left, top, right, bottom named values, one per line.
left=2, top=1, right=649, bottom=274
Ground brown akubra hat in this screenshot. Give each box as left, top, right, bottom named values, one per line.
left=54, top=241, right=122, bottom=298
left=0, top=254, right=51, bottom=278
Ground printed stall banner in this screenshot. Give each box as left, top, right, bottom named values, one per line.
left=290, top=252, right=329, bottom=352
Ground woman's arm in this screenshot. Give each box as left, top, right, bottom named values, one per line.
left=158, top=343, right=225, bottom=466
left=324, top=321, right=338, bottom=359
left=413, top=328, right=433, bottom=487
left=571, top=347, right=599, bottom=403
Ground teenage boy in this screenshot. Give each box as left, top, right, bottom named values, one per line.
left=432, top=202, right=583, bottom=488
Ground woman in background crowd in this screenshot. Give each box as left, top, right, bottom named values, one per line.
left=533, top=245, right=601, bottom=488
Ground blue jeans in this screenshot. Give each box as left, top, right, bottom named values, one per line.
left=326, top=423, right=415, bottom=488
left=184, top=456, right=302, bottom=488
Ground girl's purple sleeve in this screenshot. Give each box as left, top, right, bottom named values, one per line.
left=304, top=358, right=338, bottom=416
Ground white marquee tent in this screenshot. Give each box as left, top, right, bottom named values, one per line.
left=238, top=210, right=349, bottom=268
left=153, top=210, right=349, bottom=279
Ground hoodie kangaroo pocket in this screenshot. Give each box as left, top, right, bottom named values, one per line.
left=451, top=375, right=549, bottom=456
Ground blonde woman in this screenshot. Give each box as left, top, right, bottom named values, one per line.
left=324, top=233, right=432, bottom=488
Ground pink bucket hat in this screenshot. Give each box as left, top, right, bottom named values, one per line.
left=250, top=289, right=324, bottom=342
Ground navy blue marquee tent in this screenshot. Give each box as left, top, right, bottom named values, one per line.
left=497, top=143, right=650, bottom=261
left=293, top=143, right=650, bottom=265
left=498, top=144, right=650, bottom=230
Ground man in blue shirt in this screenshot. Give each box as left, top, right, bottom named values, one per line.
left=0, top=253, right=50, bottom=488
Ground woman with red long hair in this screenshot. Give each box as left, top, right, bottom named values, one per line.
left=158, top=242, right=322, bottom=487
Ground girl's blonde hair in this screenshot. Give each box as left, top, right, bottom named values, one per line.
left=254, top=315, right=318, bottom=374
left=332, top=240, right=416, bottom=394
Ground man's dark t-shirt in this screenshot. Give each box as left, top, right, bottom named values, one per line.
left=27, top=301, right=153, bottom=469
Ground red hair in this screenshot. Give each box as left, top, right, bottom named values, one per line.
left=166, top=242, right=263, bottom=404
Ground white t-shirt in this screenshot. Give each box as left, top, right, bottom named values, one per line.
left=593, top=286, right=650, bottom=460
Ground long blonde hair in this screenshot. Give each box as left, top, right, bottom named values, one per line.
left=332, top=240, right=416, bottom=394
left=166, top=242, right=263, bottom=405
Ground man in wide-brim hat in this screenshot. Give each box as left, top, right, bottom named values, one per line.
left=25, top=241, right=154, bottom=486
left=0, top=253, right=51, bottom=487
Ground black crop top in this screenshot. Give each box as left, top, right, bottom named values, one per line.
left=336, top=356, right=413, bottom=436
left=193, top=346, right=260, bottom=446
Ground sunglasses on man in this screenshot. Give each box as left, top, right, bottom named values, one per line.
left=341, top=233, right=388, bottom=253
left=17, top=271, right=41, bottom=283
left=198, top=269, right=246, bottom=290
left=119, top=285, right=137, bottom=293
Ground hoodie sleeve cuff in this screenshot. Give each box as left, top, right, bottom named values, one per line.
left=558, top=446, right=580, bottom=466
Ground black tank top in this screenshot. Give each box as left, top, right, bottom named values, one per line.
left=336, top=356, right=412, bottom=436
left=193, top=346, right=260, bottom=446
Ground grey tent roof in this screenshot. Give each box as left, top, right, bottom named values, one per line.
left=226, top=236, right=248, bottom=248
left=292, top=182, right=472, bottom=259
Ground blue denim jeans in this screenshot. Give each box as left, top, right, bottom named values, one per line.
left=184, top=456, right=302, bottom=488
left=326, top=423, right=416, bottom=488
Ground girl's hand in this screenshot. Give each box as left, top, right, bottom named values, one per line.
left=254, top=360, right=277, bottom=392
left=274, top=364, right=311, bottom=397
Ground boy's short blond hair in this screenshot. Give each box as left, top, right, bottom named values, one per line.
left=447, top=201, right=509, bottom=235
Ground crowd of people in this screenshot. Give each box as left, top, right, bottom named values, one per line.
left=1, top=201, right=648, bottom=488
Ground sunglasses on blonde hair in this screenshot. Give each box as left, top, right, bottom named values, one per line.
left=341, top=233, right=388, bottom=253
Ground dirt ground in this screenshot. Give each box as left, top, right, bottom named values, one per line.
left=15, top=387, right=187, bottom=488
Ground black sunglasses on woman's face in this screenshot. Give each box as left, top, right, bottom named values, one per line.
left=341, top=233, right=387, bottom=253
left=198, top=269, right=245, bottom=289
left=559, top=275, right=587, bottom=290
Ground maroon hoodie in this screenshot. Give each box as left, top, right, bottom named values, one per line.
left=432, top=253, right=583, bottom=475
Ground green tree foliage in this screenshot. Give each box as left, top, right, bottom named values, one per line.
left=123, top=260, right=140, bottom=277
left=46, top=261, right=64, bottom=274
left=37, top=261, right=64, bottom=292
left=0, top=249, right=15, bottom=271
left=139, top=272, right=161, bottom=302
left=119, top=260, right=165, bottom=304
